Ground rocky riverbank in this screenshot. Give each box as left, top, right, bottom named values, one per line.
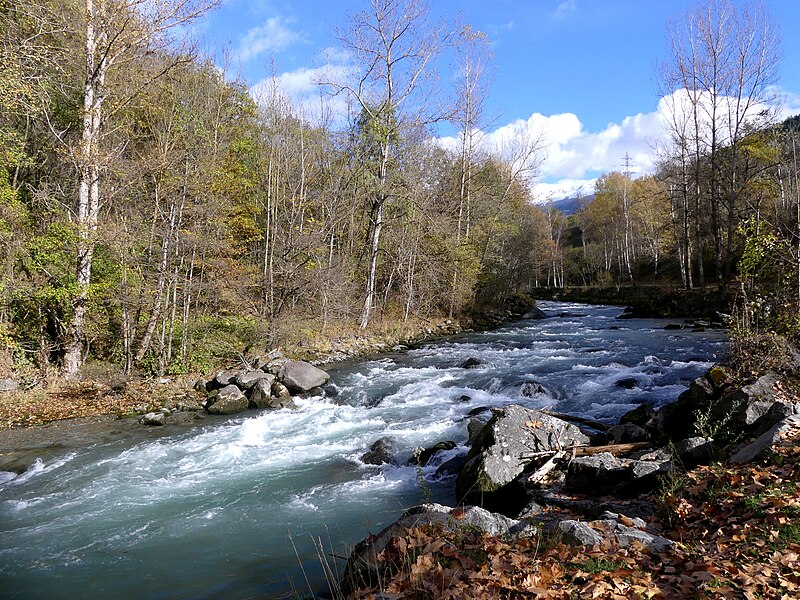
left=338, top=344, right=800, bottom=598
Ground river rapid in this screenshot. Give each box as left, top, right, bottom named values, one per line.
left=0, top=302, right=727, bottom=599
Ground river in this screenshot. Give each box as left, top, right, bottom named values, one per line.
left=0, top=301, right=727, bottom=599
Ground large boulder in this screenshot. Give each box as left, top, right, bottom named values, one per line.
left=729, top=414, right=800, bottom=464
left=718, top=373, right=782, bottom=429
left=411, top=441, right=457, bottom=466
left=620, top=404, right=655, bottom=428
left=272, top=381, right=292, bottom=403
left=654, top=369, right=786, bottom=444
left=206, top=368, right=243, bottom=392
left=565, top=451, right=672, bottom=496
left=234, top=370, right=273, bottom=391
left=566, top=453, right=630, bottom=495
left=752, top=400, right=800, bottom=436
left=248, top=375, right=278, bottom=409
left=140, top=412, right=166, bottom=426
left=206, top=384, right=248, bottom=415
left=607, top=422, right=650, bottom=444
left=652, top=371, right=726, bottom=440
left=675, top=436, right=715, bottom=467
left=342, top=503, right=533, bottom=593
left=278, top=360, right=330, bottom=393
left=457, top=405, right=589, bottom=513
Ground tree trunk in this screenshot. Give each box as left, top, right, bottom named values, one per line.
left=360, top=141, right=389, bottom=330
left=62, top=0, right=107, bottom=377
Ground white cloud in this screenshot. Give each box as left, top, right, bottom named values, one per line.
left=553, top=0, right=577, bottom=20
left=438, top=107, right=659, bottom=202
left=249, top=58, right=356, bottom=125
left=252, top=66, right=800, bottom=200
left=440, top=83, right=800, bottom=203
left=771, top=85, right=800, bottom=120
left=237, top=16, right=303, bottom=63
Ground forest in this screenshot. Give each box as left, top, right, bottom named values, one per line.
left=1, top=0, right=799, bottom=383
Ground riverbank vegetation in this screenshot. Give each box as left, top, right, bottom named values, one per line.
left=1, top=0, right=547, bottom=385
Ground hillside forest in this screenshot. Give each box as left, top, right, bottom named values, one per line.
left=1, top=0, right=799, bottom=382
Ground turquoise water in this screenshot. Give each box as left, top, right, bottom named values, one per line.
left=0, top=302, right=727, bottom=599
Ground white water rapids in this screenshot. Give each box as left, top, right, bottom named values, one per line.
left=0, top=302, right=727, bottom=598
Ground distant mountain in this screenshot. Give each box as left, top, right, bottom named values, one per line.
left=546, top=193, right=594, bottom=216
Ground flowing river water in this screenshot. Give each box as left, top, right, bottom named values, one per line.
left=0, top=302, right=727, bottom=599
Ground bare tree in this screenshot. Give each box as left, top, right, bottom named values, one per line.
left=449, top=24, right=492, bottom=317
left=322, top=0, right=453, bottom=329
left=658, top=0, right=781, bottom=290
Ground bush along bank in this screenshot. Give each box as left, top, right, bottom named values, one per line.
left=337, top=352, right=800, bottom=598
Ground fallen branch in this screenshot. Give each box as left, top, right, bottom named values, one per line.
left=527, top=450, right=565, bottom=484
left=573, top=442, right=651, bottom=456
left=520, top=441, right=652, bottom=461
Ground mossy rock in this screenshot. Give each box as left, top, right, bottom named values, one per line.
left=707, top=366, right=731, bottom=390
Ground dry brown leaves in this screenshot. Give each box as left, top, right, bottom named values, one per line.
left=349, top=432, right=800, bottom=599
left=0, top=379, right=188, bottom=429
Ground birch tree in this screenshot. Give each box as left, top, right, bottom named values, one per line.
left=60, top=0, right=219, bottom=376
left=659, top=0, right=781, bottom=290
left=449, top=24, right=492, bottom=316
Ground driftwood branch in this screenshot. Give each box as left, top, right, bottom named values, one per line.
left=520, top=441, right=652, bottom=461
left=573, top=442, right=651, bottom=456
left=527, top=450, right=565, bottom=485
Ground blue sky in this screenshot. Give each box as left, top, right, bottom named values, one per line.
left=201, top=0, right=800, bottom=200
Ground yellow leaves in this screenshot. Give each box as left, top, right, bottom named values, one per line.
left=0, top=379, right=186, bottom=429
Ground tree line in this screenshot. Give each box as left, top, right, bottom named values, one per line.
left=1, top=0, right=798, bottom=382
left=562, top=0, right=800, bottom=343
left=0, top=0, right=559, bottom=380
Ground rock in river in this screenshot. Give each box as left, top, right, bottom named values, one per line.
left=360, top=437, right=397, bottom=465
left=278, top=360, right=330, bottom=393
left=206, top=384, right=248, bottom=415
left=457, top=405, right=589, bottom=514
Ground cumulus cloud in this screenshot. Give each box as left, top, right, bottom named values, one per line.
left=438, top=106, right=659, bottom=202
left=772, top=85, right=800, bottom=120
left=237, top=16, right=303, bottom=63
left=251, top=62, right=800, bottom=201
left=440, top=84, right=800, bottom=203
